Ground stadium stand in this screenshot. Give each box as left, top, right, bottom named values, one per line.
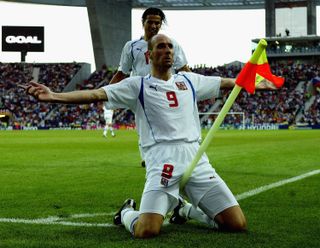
left=0, top=62, right=82, bottom=129
left=299, top=94, right=320, bottom=125
left=0, top=61, right=319, bottom=130
left=211, top=62, right=320, bottom=128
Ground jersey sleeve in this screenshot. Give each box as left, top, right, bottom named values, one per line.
left=181, top=72, right=221, bottom=101
left=102, top=77, right=140, bottom=111
left=118, top=41, right=133, bottom=75
left=172, top=39, right=188, bottom=71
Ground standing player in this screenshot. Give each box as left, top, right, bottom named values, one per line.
left=109, top=7, right=190, bottom=85
left=102, top=104, right=115, bottom=138
left=22, top=34, right=275, bottom=238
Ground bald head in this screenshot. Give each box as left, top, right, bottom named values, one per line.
left=148, top=34, right=172, bottom=51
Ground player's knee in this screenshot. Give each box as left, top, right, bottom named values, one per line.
left=134, top=225, right=161, bottom=238
left=133, top=213, right=163, bottom=238
left=228, top=218, right=247, bottom=232
left=215, top=206, right=247, bottom=232
left=216, top=220, right=246, bottom=232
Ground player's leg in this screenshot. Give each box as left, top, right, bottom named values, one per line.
left=170, top=198, right=217, bottom=228
left=174, top=180, right=245, bottom=231
left=103, top=123, right=107, bottom=137
left=212, top=205, right=246, bottom=232
left=107, top=114, right=115, bottom=137
left=135, top=190, right=175, bottom=238
left=108, top=123, right=115, bottom=137
left=115, top=190, right=175, bottom=238
left=114, top=198, right=137, bottom=227
left=169, top=149, right=219, bottom=227
left=197, top=177, right=247, bottom=232
left=175, top=147, right=246, bottom=231
left=133, top=213, right=163, bottom=238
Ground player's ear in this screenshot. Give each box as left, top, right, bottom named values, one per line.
left=147, top=40, right=153, bottom=60
left=149, top=49, right=153, bottom=60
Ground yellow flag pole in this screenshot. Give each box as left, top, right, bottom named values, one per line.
left=180, top=39, right=268, bottom=189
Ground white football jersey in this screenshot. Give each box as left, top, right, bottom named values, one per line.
left=118, top=37, right=188, bottom=76
left=103, top=72, right=221, bottom=148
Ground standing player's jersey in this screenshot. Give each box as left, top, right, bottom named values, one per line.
left=118, top=37, right=188, bottom=76
left=103, top=72, right=221, bottom=148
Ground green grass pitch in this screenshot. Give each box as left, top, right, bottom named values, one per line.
left=0, top=129, right=319, bottom=248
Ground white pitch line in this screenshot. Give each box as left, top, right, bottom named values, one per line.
left=0, top=217, right=113, bottom=227
left=70, top=212, right=115, bottom=218
left=0, top=169, right=319, bottom=227
left=235, top=169, right=320, bottom=201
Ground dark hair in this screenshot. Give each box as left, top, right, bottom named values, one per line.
left=142, top=7, right=166, bottom=24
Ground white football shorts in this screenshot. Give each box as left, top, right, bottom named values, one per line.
left=139, top=142, right=238, bottom=217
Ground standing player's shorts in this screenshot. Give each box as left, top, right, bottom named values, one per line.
left=139, top=141, right=238, bottom=217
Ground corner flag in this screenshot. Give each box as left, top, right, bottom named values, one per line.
left=235, top=42, right=285, bottom=94
left=180, top=39, right=284, bottom=189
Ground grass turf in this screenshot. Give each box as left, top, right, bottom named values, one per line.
left=0, top=129, right=319, bottom=247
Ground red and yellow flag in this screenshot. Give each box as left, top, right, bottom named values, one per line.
left=235, top=48, right=285, bottom=94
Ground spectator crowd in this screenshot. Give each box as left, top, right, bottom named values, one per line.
left=0, top=61, right=319, bottom=130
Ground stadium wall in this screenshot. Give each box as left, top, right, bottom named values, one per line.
left=63, top=63, right=91, bottom=92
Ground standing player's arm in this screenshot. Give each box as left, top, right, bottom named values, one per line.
left=109, top=71, right=128, bottom=84
left=20, top=82, right=108, bottom=104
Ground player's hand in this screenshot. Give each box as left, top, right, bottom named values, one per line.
left=255, top=80, right=278, bottom=90
left=18, top=81, right=53, bottom=102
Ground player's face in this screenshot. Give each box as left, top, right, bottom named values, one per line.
left=143, top=15, right=162, bottom=40
left=150, top=35, right=174, bottom=69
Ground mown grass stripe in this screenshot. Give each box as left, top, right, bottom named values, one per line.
left=235, top=169, right=320, bottom=201
left=0, top=169, right=319, bottom=227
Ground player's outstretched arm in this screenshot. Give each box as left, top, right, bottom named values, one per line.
left=220, top=77, right=278, bottom=90
left=220, top=78, right=236, bottom=89
left=20, top=81, right=108, bottom=104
